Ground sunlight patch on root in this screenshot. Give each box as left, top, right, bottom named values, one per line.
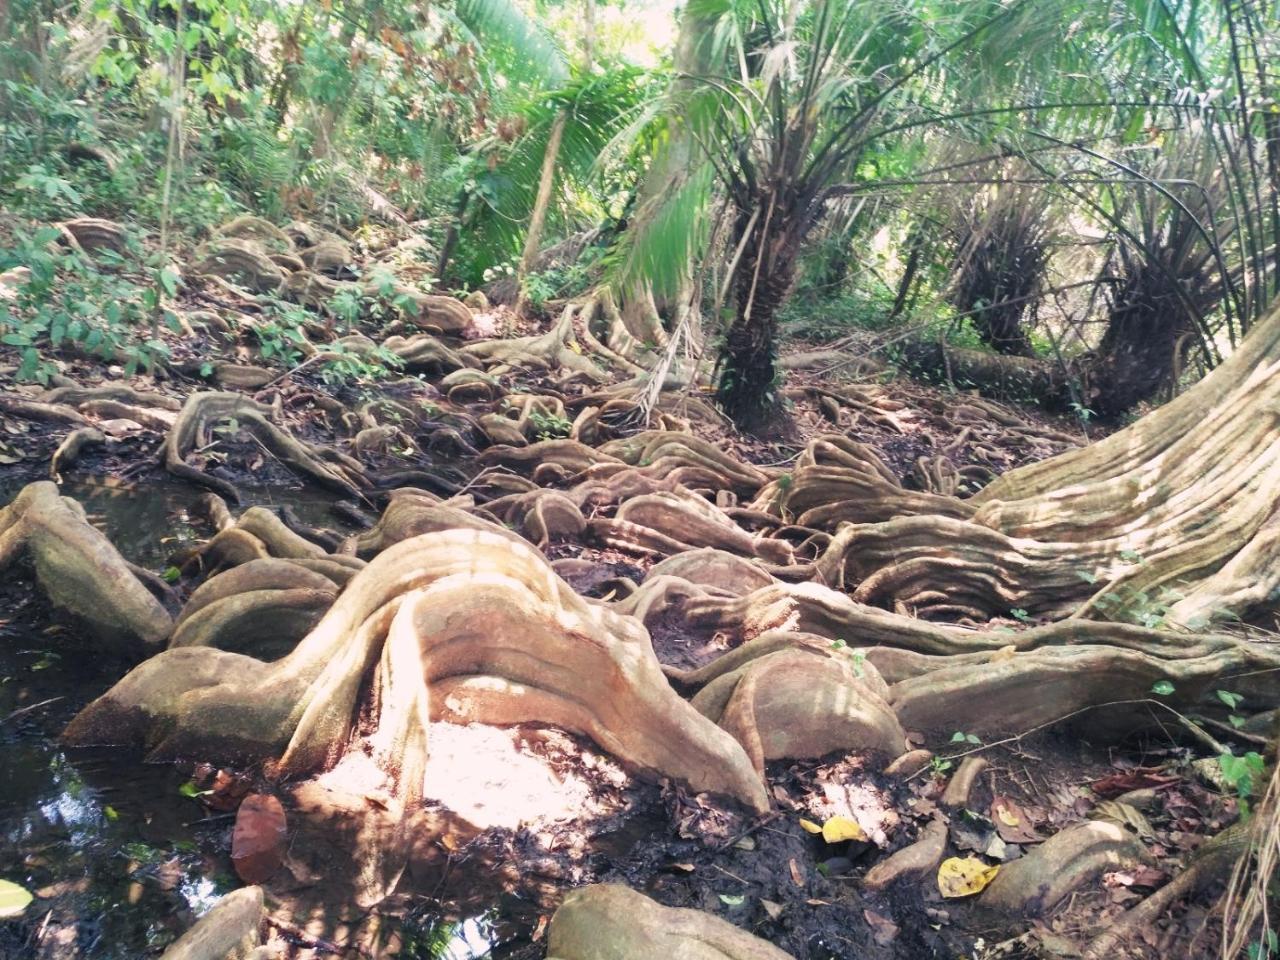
left=547, top=884, right=794, bottom=960
left=66, top=525, right=768, bottom=816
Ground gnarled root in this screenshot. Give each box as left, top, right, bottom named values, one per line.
left=690, top=647, right=906, bottom=774
left=163, top=392, right=367, bottom=502
left=0, top=482, right=172, bottom=654
left=170, top=558, right=342, bottom=660
left=66, top=525, right=769, bottom=815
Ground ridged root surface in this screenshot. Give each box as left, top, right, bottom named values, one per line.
left=65, top=526, right=769, bottom=814
left=0, top=481, right=172, bottom=654
left=751, top=304, right=1280, bottom=626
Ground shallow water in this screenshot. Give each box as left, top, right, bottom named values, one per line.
left=0, top=480, right=518, bottom=958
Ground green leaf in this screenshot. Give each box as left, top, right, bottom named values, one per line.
left=1151, top=681, right=1175, bottom=696
left=0, top=879, right=33, bottom=919
left=104, top=805, right=119, bottom=821
left=161, top=566, right=181, bottom=584
left=1216, top=690, right=1244, bottom=710
left=718, top=893, right=745, bottom=906
left=159, top=266, right=180, bottom=298
left=177, top=780, right=201, bottom=798
left=951, top=731, right=968, bottom=743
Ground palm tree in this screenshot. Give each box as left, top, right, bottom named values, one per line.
left=618, top=0, right=1039, bottom=428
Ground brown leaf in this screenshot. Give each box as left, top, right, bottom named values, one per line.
left=863, top=909, right=900, bottom=946
left=990, top=796, right=1042, bottom=844
left=761, top=899, right=784, bottom=920
left=231, top=793, right=287, bottom=884
left=789, top=858, right=805, bottom=888
left=1089, top=768, right=1179, bottom=798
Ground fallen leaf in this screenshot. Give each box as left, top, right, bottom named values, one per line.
left=805, top=898, right=831, bottom=906
left=799, top=818, right=822, bottom=834
left=760, top=899, right=784, bottom=920
left=718, top=894, right=745, bottom=907
left=0, top=879, right=33, bottom=919
left=231, top=793, right=288, bottom=884
left=821, top=815, right=867, bottom=843
left=1090, top=768, right=1179, bottom=798
left=937, top=856, right=999, bottom=898
left=1089, top=800, right=1155, bottom=839
left=863, top=908, right=900, bottom=946
left=789, top=858, right=805, bottom=888
left=990, top=796, right=1042, bottom=844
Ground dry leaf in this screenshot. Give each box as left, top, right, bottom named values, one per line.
left=760, top=899, right=784, bottom=920
left=937, top=856, right=999, bottom=898
left=990, top=796, right=1042, bottom=843
left=799, top=818, right=822, bottom=834
left=1089, top=800, right=1155, bottom=839
left=789, top=858, right=805, bottom=888
left=863, top=908, right=900, bottom=946
left=821, top=815, right=867, bottom=843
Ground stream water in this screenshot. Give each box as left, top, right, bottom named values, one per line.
left=0, top=479, right=522, bottom=959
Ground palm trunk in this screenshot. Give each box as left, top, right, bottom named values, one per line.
left=717, top=211, right=796, bottom=430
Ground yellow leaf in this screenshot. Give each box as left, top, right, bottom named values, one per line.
left=937, top=856, right=999, bottom=898
left=821, top=815, right=867, bottom=843
left=799, top=818, right=822, bottom=834
left=995, top=807, right=1020, bottom=827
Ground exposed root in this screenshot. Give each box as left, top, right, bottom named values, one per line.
left=49, top=427, right=105, bottom=481
left=0, top=482, right=172, bottom=654
left=66, top=525, right=770, bottom=821
left=162, top=391, right=367, bottom=502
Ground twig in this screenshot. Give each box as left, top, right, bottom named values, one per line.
left=2, top=697, right=63, bottom=725
left=908, top=697, right=1232, bottom=781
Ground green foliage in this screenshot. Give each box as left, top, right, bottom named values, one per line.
left=1218, top=751, right=1266, bottom=815
left=526, top=408, right=573, bottom=440
left=0, top=228, right=171, bottom=382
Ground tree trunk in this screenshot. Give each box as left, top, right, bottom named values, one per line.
left=716, top=211, right=797, bottom=430
left=785, top=295, right=1280, bottom=628
left=1083, top=289, right=1194, bottom=419
left=514, top=112, right=568, bottom=313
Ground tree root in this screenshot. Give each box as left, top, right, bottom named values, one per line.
left=65, top=525, right=770, bottom=818
left=163, top=391, right=367, bottom=502
left=0, top=482, right=172, bottom=653
left=547, top=884, right=792, bottom=959
left=49, top=427, right=105, bottom=481
left=1082, top=820, right=1251, bottom=959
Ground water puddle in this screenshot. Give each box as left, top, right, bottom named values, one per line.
left=0, top=480, right=524, bottom=958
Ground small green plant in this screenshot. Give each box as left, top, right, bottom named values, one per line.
left=319, top=342, right=405, bottom=386
left=1069, top=400, right=1096, bottom=424
left=1009, top=607, right=1032, bottom=623
left=0, top=228, right=171, bottom=382
left=1218, top=750, right=1266, bottom=816
left=951, top=731, right=981, bottom=745
left=527, top=409, right=572, bottom=441
left=1246, top=929, right=1278, bottom=960
left=1217, top=690, right=1247, bottom=729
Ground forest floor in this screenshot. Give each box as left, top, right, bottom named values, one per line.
left=0, top=221, right=1263, bottom=960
